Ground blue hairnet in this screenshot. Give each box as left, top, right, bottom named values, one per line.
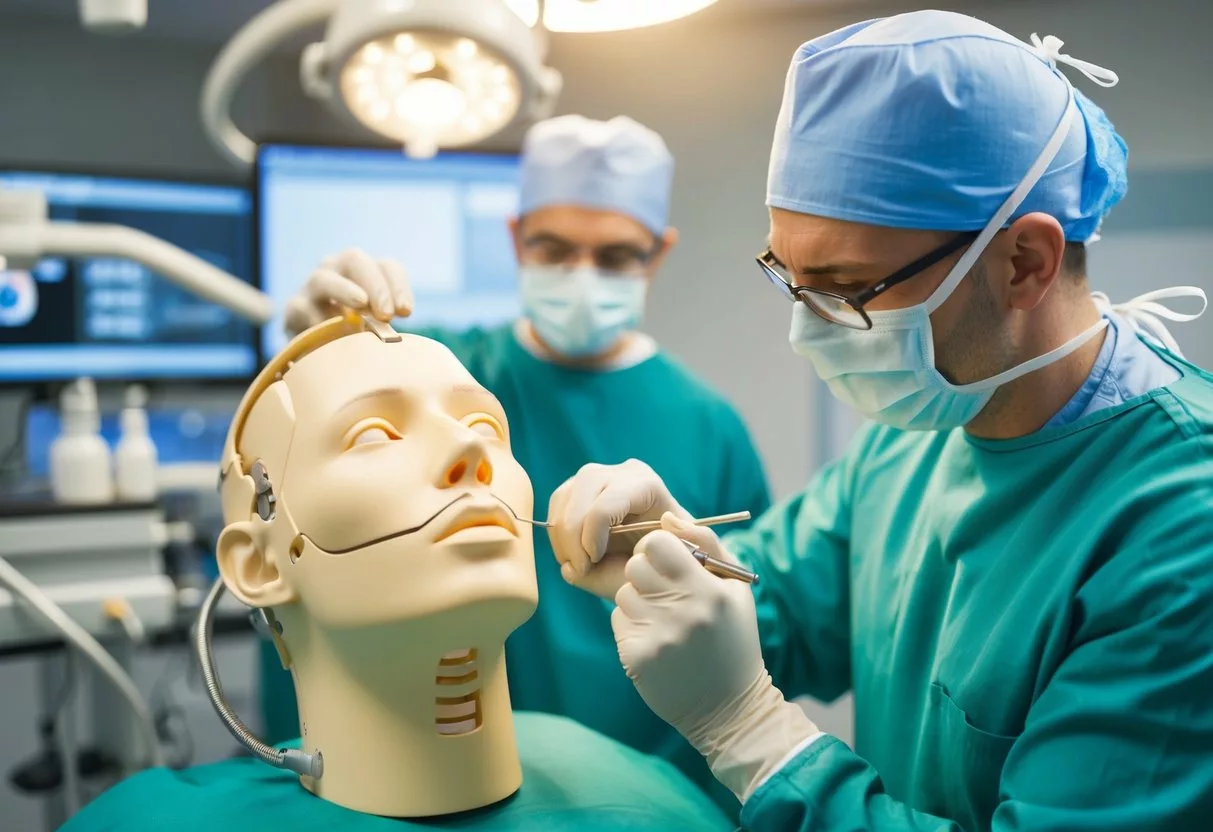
left=767, top=10, right=1128, bottom=243
left=519, top=115, right=674, bottom=235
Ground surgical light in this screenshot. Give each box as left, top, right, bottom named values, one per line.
left=328, top=28, right=523, bottom=159
left=502, top=0, right=723, bottom=32
left=202, top=0, right=562, bottom=166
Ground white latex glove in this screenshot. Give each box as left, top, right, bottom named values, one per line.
left=614, top=514, right=821, bottom=802
left=282, top=249, right=415, bottom=338
left=546, top=459, right=693, bottom=600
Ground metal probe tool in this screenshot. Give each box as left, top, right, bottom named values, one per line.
left=512, top=510, right=752, bottom=535
left=681, top=539, right=760, bottom=585
left=509, top=506, right=759, bottom=584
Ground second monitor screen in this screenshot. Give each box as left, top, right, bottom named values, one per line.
left=257, top=145, right=522, bottom=359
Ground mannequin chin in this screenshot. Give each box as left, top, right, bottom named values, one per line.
left=217, top=316, right=539, bottom=817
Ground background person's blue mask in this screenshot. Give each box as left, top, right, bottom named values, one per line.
left=520, top=265, right=647, bottom=358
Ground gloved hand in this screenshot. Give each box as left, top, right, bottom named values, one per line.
left=613, top=514, right=821, bottom=802
left=283, top=249, right=415, bottom=338
left=546, top=459, right=693, bottom=600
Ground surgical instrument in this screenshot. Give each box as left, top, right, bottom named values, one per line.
left=681, top=539, right=760, bottom=585
left=508, top=509, right=752, bottom=536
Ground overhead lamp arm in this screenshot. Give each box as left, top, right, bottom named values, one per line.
left=200, top=0, right=338, bottom=169
left=533, top=0, right=549, bottom=57
left=0, top=190, right=273, bottom=325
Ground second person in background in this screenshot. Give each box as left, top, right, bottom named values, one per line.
left=277, top=114, right=772, bottom=817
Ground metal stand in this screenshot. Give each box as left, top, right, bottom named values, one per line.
left=88, top=636, right=142, bottom=779
left=36, top=650, right=80, bottom=831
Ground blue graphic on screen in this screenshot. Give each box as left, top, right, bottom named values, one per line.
left=0, top=171, right=255, bottom=382
left=258, top=144, right=522, bottom=359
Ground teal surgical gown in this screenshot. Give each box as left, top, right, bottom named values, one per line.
left=724, top=349, right=1213, bottom=831
left=259, top=323, right=771, bottom=816
left=58, top=712, right=735, bottom=832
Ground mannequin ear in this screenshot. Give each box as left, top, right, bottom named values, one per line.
left=216, top=521, right=297, bottom=608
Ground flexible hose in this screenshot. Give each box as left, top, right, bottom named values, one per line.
left=194, top=578, right=322, bottom=778
left=0, top=555, right=164, bottom=769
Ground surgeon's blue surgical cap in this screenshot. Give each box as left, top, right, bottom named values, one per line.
left=519, top=115, right=675, bottom=235
left=767, top=10, right=1128, bottom=243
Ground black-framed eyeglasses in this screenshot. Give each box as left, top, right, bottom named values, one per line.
left=756, top=231, right=980, bottom=330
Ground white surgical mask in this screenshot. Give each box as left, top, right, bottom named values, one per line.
left=520, top=265, right=647, bottom=358
left=790, top=68, right=1114, bottom=431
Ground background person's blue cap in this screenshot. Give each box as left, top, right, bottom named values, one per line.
left=519, top=115, right=675, bottom=235
left=766, top=10, right=1128, bottom=243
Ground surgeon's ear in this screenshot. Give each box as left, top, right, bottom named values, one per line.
left=646, top=227, right=680, bottom=278
left=1005, top=213, right=1066, bottom=311
left=507, top=216, right=524, bottom=263
left=216, top=521, right=297, bottom=608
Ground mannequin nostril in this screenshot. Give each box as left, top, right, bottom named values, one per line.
left=446, top=461, right=467, bottom=486
left=475, top=460, right=492, bottom=485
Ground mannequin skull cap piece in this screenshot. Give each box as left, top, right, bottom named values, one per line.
left=215, top=313, right=539, bottom=818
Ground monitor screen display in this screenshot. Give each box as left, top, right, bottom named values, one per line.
left=257, top=144, right=521, bottom=359
left=0, top=170, right=256, bottom=383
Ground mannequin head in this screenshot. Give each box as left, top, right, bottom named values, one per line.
left=216, top=315, right=538, bottom=816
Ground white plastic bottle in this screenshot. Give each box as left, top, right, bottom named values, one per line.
left=114, top=384, right=158, bottom=502
left=49, top=377, right=114, bottom=504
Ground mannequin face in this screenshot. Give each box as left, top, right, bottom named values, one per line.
left=221, top=331, right=537, bottom=633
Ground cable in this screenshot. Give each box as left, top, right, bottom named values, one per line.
left=0, top=392, right=32, bottom=471
left=150, top=649, right=195, bottom=769
left=46, top=649, right=77, bottom=720
left=0, top=555, right=164, bottom=769
left=195, top=578, right=322, bottom=778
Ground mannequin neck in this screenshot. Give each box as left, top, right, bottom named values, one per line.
left=277, top=609, right=521, bottom=818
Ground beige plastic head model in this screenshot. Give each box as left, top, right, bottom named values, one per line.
left=215, top=314, right=538, bottom=817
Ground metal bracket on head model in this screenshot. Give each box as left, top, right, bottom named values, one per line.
left=360, top=314, right=401, bottom=343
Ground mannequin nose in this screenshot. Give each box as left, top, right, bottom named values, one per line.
left=439, top=437, right=493, bottom=489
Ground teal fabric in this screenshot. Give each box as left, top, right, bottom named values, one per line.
left=58, top=712, right=736, bottom=832
left=726, top=350, right=1213, bottom=831
left=258, top=323, right=771, bottom=818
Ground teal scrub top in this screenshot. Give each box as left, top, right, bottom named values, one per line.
left=58, top=713, right=736, bottom=832
left=259, top=323, right=772, bottom=817
left=726, top=349, right=1213, bottom=831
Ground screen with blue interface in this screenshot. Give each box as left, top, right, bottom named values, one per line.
left=0, top=171, right=256, bottom=383
left=257, top=144, right=522, bottom=360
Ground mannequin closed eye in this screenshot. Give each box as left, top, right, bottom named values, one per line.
left=348, top=420, right=401, bottom=447
left=344, top=415, right=504, bottom=450
left=464, top=415, right=505, bottom=440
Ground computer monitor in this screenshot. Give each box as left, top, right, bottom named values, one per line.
left=0, top=169, right=257, bottom=384
left=257, top=144, right=522, bottom=360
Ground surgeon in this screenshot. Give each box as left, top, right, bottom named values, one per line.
left=547, top=11, right=1213, bottom=832
left=276, top=114, right=771, bottom=814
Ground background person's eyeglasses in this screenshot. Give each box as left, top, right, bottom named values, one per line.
left=522, top=233, right=662, bottom=275
left=756, top=231, right=979, bottom=330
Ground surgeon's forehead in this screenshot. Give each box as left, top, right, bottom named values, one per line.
left=768, top=209, right=950, bottom=272
left=283, top=333, right=484, bottom=419
left=521, top=205, right=654, bottom=248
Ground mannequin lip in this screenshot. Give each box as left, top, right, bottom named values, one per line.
left=432, top=503, right=518, bottom=543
